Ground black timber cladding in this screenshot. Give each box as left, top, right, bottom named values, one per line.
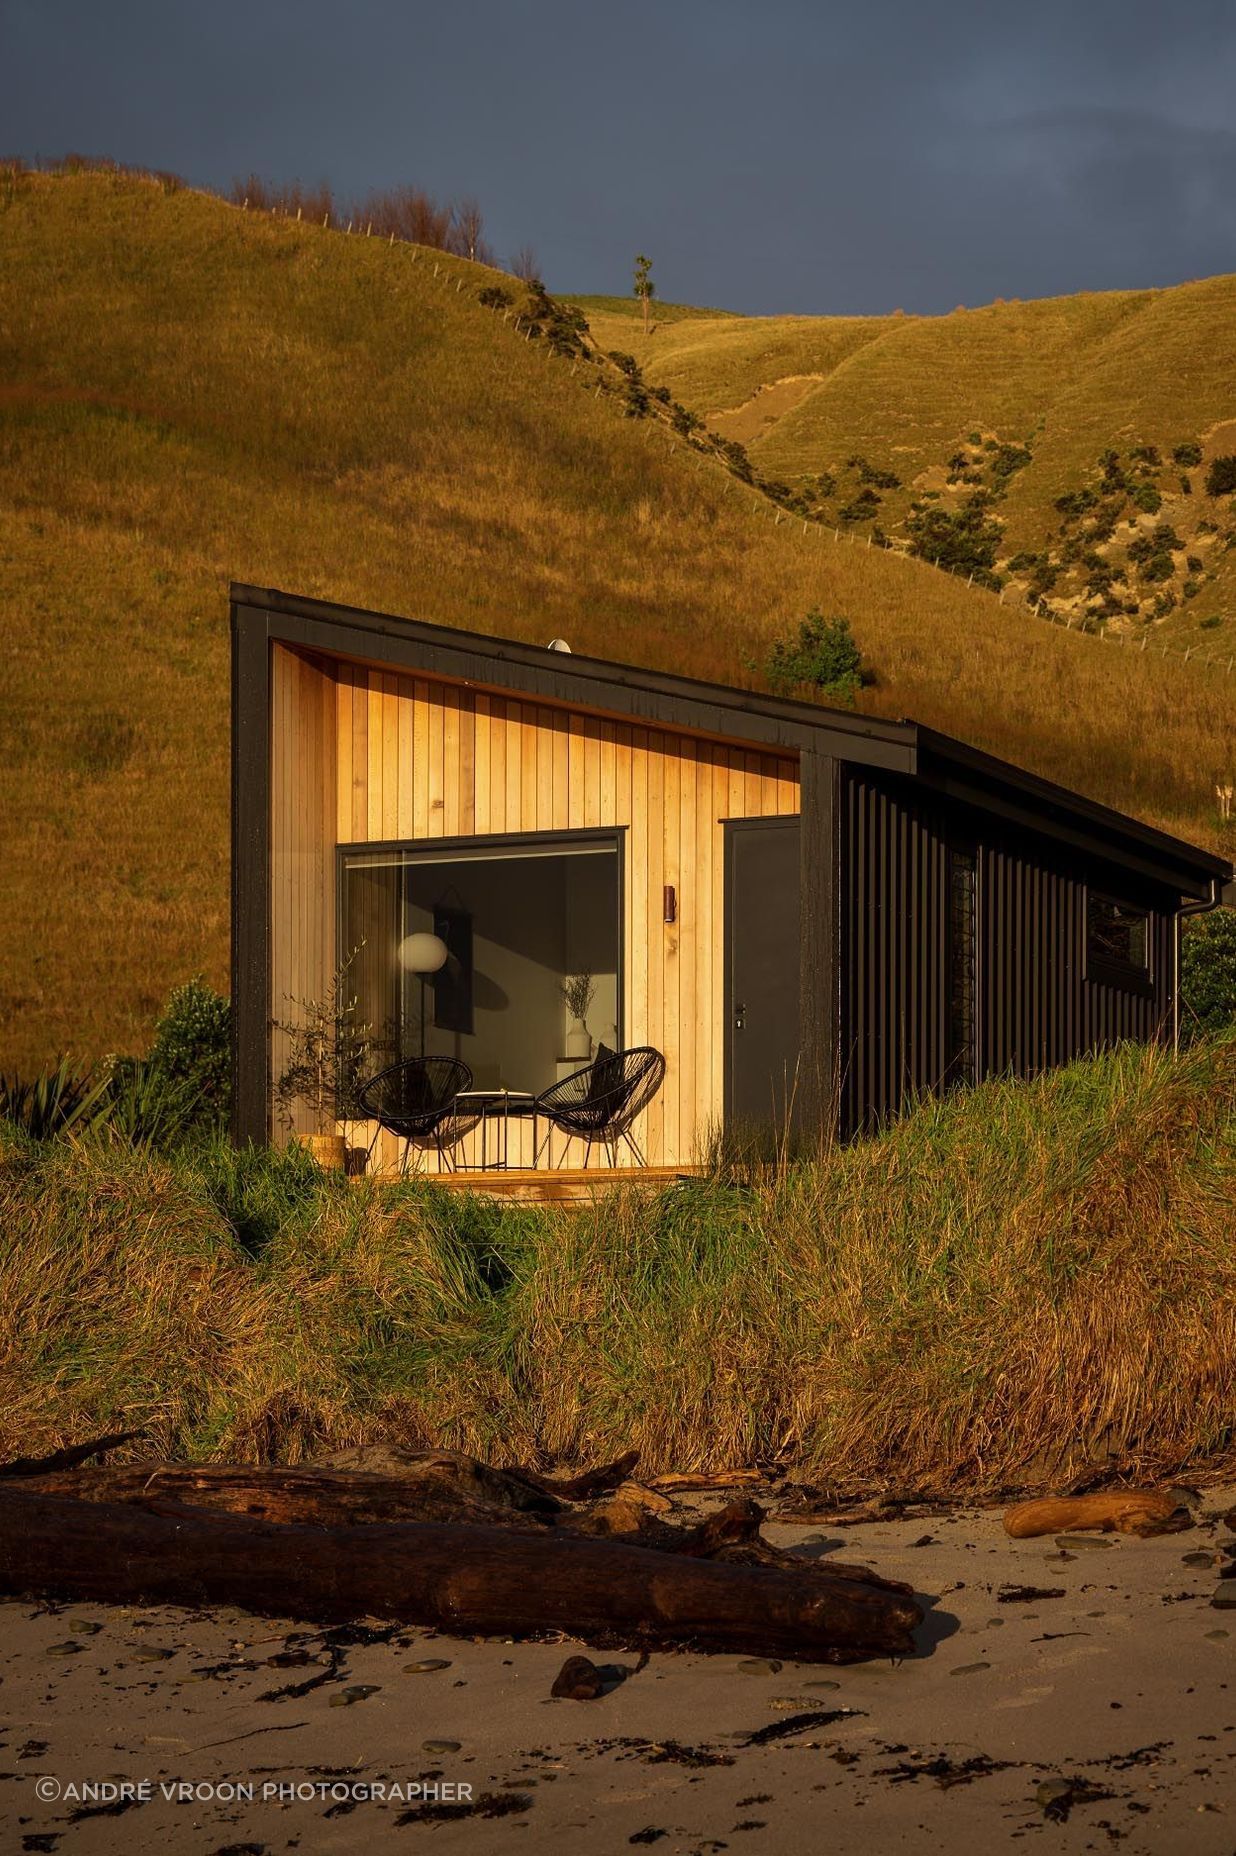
left=230, top=584, right=1230, bottom=1148
left=839, top=765, right=1182, bottom=1137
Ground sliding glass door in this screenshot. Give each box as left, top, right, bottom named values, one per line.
left=339, top=832, right=622, bottom=1095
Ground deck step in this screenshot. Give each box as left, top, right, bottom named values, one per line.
left=369, top=1165, right=703, bottom=1205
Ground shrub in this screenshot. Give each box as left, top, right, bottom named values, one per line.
left=608, top=351, right=641, bottom=380
left=1130, top=443, right=1161, bottom=468
left=1130, top=481, right=1162, bottom=515
left=764, top=611, right=865, bottom=704
left=622, top=380, right=649, bottom=418
left=149, top=977, right=231, bottom=1126
left=848, top=456, right=900, bottom=490
left=1099, top=450, right=1127, bottom=492
left=1200, top=614, right=1223, bottom=630
left=0, top=1059, right=108, bottom=1140
left=477, top=285, right=512, bottom=310
left=1182, top=911, right=1236, bottom=1039
left=670, top=403, right=700, bottom=436
left=1054, top=486, right=1098, bottom=520
left=1183, top=579, right=1201, bottom=600
left=1205, top=456, right=1236, bottom=498
left=990, top=443, right=1032, bottom=482
left=100, top=1056, right=206, bottom=1150
left=1140, top=552, right=1175, bottom=585
left=1173, top=442, right=1203, bottom=469
left=839, top=488, right=880, bottom=523
left=716, top=437, right=753, bottom=482
left=906, top=495, right=1003, bottom=586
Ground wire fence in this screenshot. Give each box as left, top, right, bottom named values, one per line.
left=58, top=171, right=1230, bottom=681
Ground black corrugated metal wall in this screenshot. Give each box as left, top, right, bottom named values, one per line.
left=839, top=767, right=1176, bottom=1137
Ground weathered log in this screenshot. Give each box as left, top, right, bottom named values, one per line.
left=1003, top=1491, right=1191, bottom=1539
left=10, top=1464, right=557, bottom=1532
left=0, top=1430, right=139, bottom=1479
left=306, top=1447, right=562, bottom=1514
left=526, top=1451, right=642, bottom=1502
left=0, top=1487, right=922, bottom=1663
left=7, top=1466, right=915, bottom=1601
left=649, top=1469, right=766, bottom=1494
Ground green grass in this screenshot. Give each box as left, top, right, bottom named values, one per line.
left=3, top=166, right=1235, bottom=1071
left=3, top=1036, right=1234, bottom=1491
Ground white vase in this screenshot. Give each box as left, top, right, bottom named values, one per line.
left=565, top=1018, right=592, bottom=1061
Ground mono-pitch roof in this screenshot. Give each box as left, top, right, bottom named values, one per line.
left=232, top=583, right=1232, bottom=903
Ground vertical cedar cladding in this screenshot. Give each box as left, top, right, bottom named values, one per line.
left=840, top=766, right=1177, bottom=1137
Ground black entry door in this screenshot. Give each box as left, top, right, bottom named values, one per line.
left=724, top=818, right=801, bottom=1129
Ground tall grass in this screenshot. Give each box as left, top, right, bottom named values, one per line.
left=2, top=1038, right=1233, bottom=1493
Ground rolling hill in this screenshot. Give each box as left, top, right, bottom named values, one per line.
left=1, top=166, right=1233, bottom=1070
left=578, top=283, right=1236, bottom=641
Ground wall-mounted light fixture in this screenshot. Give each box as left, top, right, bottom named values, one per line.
left=663, top=884, right=677, bottom=924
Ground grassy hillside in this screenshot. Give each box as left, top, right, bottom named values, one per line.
left=2, top=168, right=1234, bottom=1070
left=577, top=284, right=1236, bottom=641
left=4, top=1035, right=1234, bottom=1489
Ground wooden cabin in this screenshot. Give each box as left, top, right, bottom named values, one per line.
left=231, top=585, right=1230, bottom=1178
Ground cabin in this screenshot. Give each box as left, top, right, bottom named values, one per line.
left=231, top=585, right=1231, bottom=1180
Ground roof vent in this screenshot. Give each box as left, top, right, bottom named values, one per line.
left=546, top=638, right=572, bottom=653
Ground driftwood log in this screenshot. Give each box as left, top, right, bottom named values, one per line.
left=0, top=1442, right=923, bottom=1664
left=1003, top=1490, right=1191, bottom=1539
left=0, top=1488, right=921, bottom=1663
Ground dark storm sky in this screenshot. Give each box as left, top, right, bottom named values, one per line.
left=3, top=0, right=1235, bottom=314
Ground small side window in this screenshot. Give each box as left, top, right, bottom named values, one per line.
left=1086, top=892, right=1150, bottom=989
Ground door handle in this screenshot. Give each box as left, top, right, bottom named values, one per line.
left=734, top=1002, right=746, bottom=1031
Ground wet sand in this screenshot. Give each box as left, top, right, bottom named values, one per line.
left=2, top=1491, right=1233, bottom=1853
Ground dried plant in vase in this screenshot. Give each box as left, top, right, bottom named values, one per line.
left=560, top=971, right=597, bottom=1061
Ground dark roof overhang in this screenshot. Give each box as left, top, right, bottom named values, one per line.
left=232, top=584, right=1231, bottom=904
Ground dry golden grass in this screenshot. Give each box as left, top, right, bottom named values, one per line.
left=582, top=284, right=1236, bottom=639
left=3, top=1036, right=1234, bottom=1491
left=2, top=169, right=1233, bottom=1069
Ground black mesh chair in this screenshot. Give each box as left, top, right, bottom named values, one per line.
left=533, top=1045, right=665, bottom=1168
left=356, top=1057, right=474, bottom=1175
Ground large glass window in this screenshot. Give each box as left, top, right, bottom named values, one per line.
left=340, top=836, right=622, bottom=1094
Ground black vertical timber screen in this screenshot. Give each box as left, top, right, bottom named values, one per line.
left=839, top=766, right=1177, bottom=1137
left=798, top=750, right=840, bottom=1139
left=230, top=601, right=273, bottom=1146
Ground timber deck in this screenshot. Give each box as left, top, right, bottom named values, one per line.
left=367, top=1165, right=703, bottom=1205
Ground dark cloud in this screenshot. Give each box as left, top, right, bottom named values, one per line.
left=1, top=0, right=1234, bottom=311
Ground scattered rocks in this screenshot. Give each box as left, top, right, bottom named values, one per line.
left=1055, top=1535, right=1114, bottom=1551
left=45, top=1640, right=83, bottom=1656
left=997, top=1585, right=1065, bottom=1604
left=736, top=1658, right=782, bottom=1675
left=950, top=1662, right=991, bottom=1676
left=130, top=1646, right=174, bottom=1662
left=551, top=1655, right=605, bottom=1700
left=1034, top=1776, right=1110, bottom=1821
left=1036, top=1777, right=1076, bottom=1818
left=1182, top=1551, right=1218, bottom=1569
left=1210, top=1582, right=1236, bottom=1610
left=68, top=1618, right=102, bottom=1635
left=328, top=1684, right=380, bottom=1707
left=403, top=1658, right=452, bottom=1674
left=422, top=1738, right=462, bottom=1754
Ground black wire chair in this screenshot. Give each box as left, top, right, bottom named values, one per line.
left=533, top=1045, right=665, bottom=1169
left=356, top=1057, right=475, bottom=1175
